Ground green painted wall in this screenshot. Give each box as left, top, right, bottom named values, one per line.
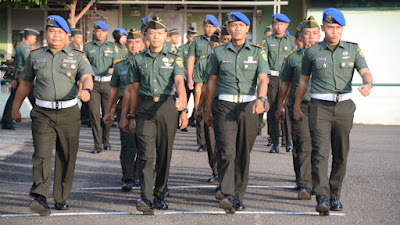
left=0, top=7, right=8, bottom=59
left=122, top=4, right=145, bottom=29
left=255, top=0, right=306, bottom=42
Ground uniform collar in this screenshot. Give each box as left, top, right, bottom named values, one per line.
left=200, top=34, right=210, bottom=41
left=124, top=55, right=131, bottom=64
left=144, top=45, right=169, bottom=58
left=42, top=45, right=71, bottom=54
left=224, top=40, right=251, bottom=52
left=272, top=33, right=288, bottom=39
left=93, top=40, right=110, bottom=46
left=321, top=39, right=346, bottom=50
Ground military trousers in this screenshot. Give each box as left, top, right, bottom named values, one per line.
left=88, top=80, right=111, bottom=149
left=29, top=104, right=80, bottom=203
left=116, top=98, right=138, bottom=182
left=196, top=119, right=206, bottom=146
left=213, top=99, right=259, bottom=200
left=289, top=100, right=312, bottom=189
left=309, top=98, right=356, bottom=201
left=267, top=76, right=280, bottom=146
left=135, top=96, right=178, bottom=201
left=204, top=120, right=218, bottom=176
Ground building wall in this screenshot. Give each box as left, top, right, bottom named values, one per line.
left=122, top=4, right=144, bottom=30
left=0, top=7, right=8, bottom=59
left=307, top=8, right=400, bottom=125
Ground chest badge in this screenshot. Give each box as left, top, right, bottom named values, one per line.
left=162, top=57, right=171, bottom=66
left=244, top=65, right=249, bottom=69
left=343, top=51, right=349, bottom=56
left=341, top=62, right=346, bottom=67
left=71, top=64, right=76, bottom=69
left=284, top=46, right=288, bottom=51
left=66, top=71, right=72, bottom=77
left=323, top=63, right=327, bottom=68
left=68, top=53, right=74, bottom=57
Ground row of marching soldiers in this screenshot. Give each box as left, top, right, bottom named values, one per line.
left=12, top=7, right=373, bottom=217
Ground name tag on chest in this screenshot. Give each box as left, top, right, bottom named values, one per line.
left=120, top=71, right=128, bottom=75
left=89, top=50, right=96, bottom=54
left=161, top=66, right=173, bottom=69
left=35, top=58, right=46, bottom=63
left=221, top=60, right=231, bottom=64
left=63, top=59, right=77, bottom=63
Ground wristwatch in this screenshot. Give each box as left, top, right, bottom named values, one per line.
left=181, top=108, right=189, bottom=113
left=366, top=82, right=373, bottom=88
left=128, top=114, right=135, bottom=120
left=83, top=88, right=92, bottom=94
left=257, top=96, right=268, bottom=102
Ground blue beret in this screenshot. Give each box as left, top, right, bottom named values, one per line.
left=94, top=20, right=109, bottom=31
left=115, top=28, right=128, bottom=36
left=323, top=8, right=346, bottom=26
left=204, top=14, right=219, bottom=27
left=46, top=15, right=70, bottom=34
left=272, top=13, right=290, bottom=23
left=226, top=12, right=250, bottom=26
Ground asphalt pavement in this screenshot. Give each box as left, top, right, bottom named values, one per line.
left=0, top=120, right=399, bottom=225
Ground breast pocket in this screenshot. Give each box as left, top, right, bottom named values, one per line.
left=339, top=60, right=355, bottom=80
left=243, top=63, right=257, bottom=78
left=60, top=64, right=77, bottom=83
left=33, top=63, right=47, bottom=79
left=195, top=48, right=206, bottom=57
left=159, top=67, right=173, bottom=77
left=314, top=61, right=328, bottom=77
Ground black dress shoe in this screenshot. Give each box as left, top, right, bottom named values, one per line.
left=286, top=140, right=293, bottom=152
left=215, top=185, right=223, bottom=200
left=207, top=174, right=218, bottom=183
left=153, top=197, right=168, bottom=210
left=316, top=196, right=330, bottom=216
left=136, top=197, right=154, bottom=215
left=29, top=195, right=51, bottom=216
left=164, top=186, right=170, bottom=197
left=133, top=178, right=140, bottom=186
left=294, top=184, right=301, bottom=191
left=298, top=188, right=311, bottom=200
left=55, top=201, right=69, bottom=210
left=189, top=120, right=196, bottom=127
left=196, top=145, right=206, bottom=152
left=103, top=143, right=111, bottom=151
left=266, top=137, right=273, bottom=146
left=180, top=128, right=188, bottom=132
left=1, top=123, right=16, bottom=130
left=234, top=200, right=246, bottom=211
left=330, top=198, right=343, bottom=211
left=219, top=196, right=235, bottom=214
left=121, top=180, right=133, bottom=192
left=269, top=145, right=279, bottom=153
left=91, top=148, right=102, bottom=154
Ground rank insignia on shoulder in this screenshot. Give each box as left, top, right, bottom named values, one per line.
left=30, top=47, right=41, bottom=51
left=345, top=41, right=358, bottom=45
left=115, top=56, right=125, bottom=64
left=213, top=43, right=223, bottom=48
left=305, top=42, right=317, bottom=49
left=251, top=43, right=263, bottom=49
left=285, top=50, right=296, bottom=58
left=133, top=50, right=144, bottom=56
left=169, top=49, right=180, bottom=56
left=73, top=49, right=84, bottom=54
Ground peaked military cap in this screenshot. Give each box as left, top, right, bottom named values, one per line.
left=70, top=29, right=82, bottom=37
left=46, top=15, right=70, bottom=33
left=264, top=25, right=272, bottom=33
left=272, top=13, right=290, bottom=23
left=204, top=14, right=219, bottom=27
left=148, top=16, right=166, bottom=30
left=323, top=8, right=346, bottom=26
left=128, top=28, right=143, bottom=39
left=187, top=26, right=197, bottom=35
left=302, top=16, right=319, bottom=29
left=24, top=28, right=40, bottom=36
left=169, top=29, right=179, bottom=36
left=226, top=12, right=250, bottom=26
left=94, top=20, right=109, bottom=31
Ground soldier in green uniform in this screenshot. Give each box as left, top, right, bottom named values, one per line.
left=220, top=23, right=232, bottom=43
left=120, top=17, right=188, bottom=215
left=293, top=8, right=373, bottom=216
left=276, top=17, right=321, bottom=200
left=103, top=28, right=144, bottom=191
left=262, top=13, right=297, bottom=153
left=194, top=30, right=221, bottom=183
left=187, top=14, right=219, bottom=152
left=178, top=26, right=197, bottom=127
left=69, top=29, right=83, bottom=51
left=12, top=15, right=94, bottom=216
left=168, top=28, right=180, bottom=51
left=1, top=28, right=38, bottom=130
left=84, top=20, right=119, bottom=153
left=112, top=28, right=128, bottom=59
left=204, top=12, right=270, bottom=214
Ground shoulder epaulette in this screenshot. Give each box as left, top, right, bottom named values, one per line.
left=133, top=50, right=144, bottom=56
left=30, top=47, right=41, bottom=51
left=285, top=50, right=296, bottom=59
left=115, top=56, right=126, bottom=64
left=169, top=49, right=180, bottom=56
left=251, top=43, right=263, bottom=49
left=73, top=48, right=84, bottom=54
left=305, top=42, right=317, bottom=49
left=213, top=42, right=223, bottom=48
left=345, top=41, right=358, bottom=45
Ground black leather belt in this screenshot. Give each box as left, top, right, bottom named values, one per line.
left=139, top=95, right=174, bottom=103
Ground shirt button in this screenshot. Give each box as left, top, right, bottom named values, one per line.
left=154, top=79, right=157, bottom=82
left=154, top=89, right=157, bottom=91
left=154, top=70, right=156, bottom=73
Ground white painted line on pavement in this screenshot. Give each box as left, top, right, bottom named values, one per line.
left=1, top=210, right=346, bottom=217
left=78, top=185, right=296, bottom=191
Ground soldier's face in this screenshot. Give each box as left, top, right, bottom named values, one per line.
left=227, top=21, right=249, bottom=41
left=74, top=34, right=83, bottom=45
left=119, top=35, right=127, bottom=45
left=126, top=38, right=144, bottom=54
left=264, top=31, right=273, bottom=37
left=272, top=22, right=288, bottom=35
left=203, top=24, right=218, bottom=38
left=295, top=37, right=304, bottom=49
left=25, top=34, right=37, bottom=46
left=170, top=35, right=179, bottom=45
left=147, top=28, right=167, bottom=48
left=187, top=34, right=196, bottom=43
left=46, top=27, right=68, bottom=50
left=301, top=27, right=321, bottom=45
left=221, top=35, right=231, bottom=43
left=94, top=29, right=108, bottom=42
left=322, top=22, right=343, bottom=44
